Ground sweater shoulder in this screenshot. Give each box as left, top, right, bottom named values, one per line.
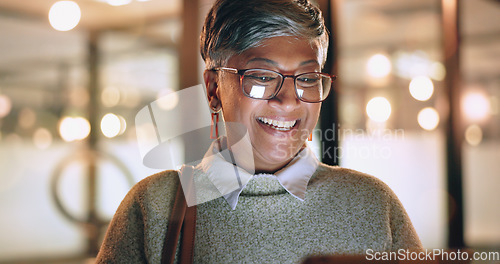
left=310, top=163, right=396, bottom=200
left=96, top=170, right=180, bottom=263
left=132, top=170, right=179, bottom=196
left=123, top=170, right=180, bottom=216
left=309, top=163, right=422, bottom=250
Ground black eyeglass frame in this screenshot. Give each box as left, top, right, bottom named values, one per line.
left=211, top=67, right=337, bottom=103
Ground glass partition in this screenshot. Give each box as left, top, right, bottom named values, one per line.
left=337, top=0, right=445, bottom=249
left=0, top=4, right=181, bottom=262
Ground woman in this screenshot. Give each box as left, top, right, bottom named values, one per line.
left=96, top=0, right=422, bottom=263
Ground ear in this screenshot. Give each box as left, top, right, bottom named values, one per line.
left=204, top=70, right=221, bottom=112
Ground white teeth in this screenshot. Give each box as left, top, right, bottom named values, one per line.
left=258, top=117, right=297, bottom=131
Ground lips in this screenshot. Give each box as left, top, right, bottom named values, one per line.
left=257, top=117, right=298, bottom=131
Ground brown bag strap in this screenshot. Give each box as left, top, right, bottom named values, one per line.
left=162, top=182, right=186, bottom=264
left=178, top=165, right=197, bottom=264
left=161, top=178, right=197, bottom=264
left=180, top=204, right=196, bottom=264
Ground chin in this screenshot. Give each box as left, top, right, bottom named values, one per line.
left=256, top=142, right=302, bottom=166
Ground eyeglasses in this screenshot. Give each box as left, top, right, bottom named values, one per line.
left=212, top=67, right=336, bottom=103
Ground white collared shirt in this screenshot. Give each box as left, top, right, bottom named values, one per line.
left=191, top=139, right=319, bottom=210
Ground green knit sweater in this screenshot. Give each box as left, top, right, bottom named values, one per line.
left=96, top=163, right=422, bottom=263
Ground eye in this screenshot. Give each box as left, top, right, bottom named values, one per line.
left=247, top=75, right=276, bottom=82
left=297, top=74, right=321, bottom=87
left=297, top=77, right=319, bottom=83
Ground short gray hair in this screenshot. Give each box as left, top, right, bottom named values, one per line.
left=200, top=0, right=329, bottom=69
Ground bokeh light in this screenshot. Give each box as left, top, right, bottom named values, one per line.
left=101, top=113, right=126, bottom=138
left=366, top=97, right=392, bottom=122
left=462, top=91, right=490, bottom=121
left=101, top=86, right=121, bottom=108
left=417, top=107, right=440, bottom=131
left=59, top=116, right=91, bottom=142
left=48, top=1, right=81, bottom=31
left=156, top=89, right=179, bottom=110
left=18, top=108, right=37, bottom=129
left=409, top=76, right=434, bottom=101
left=106, top=0, right=132, bottom=6
left=366, top=54, right=392, bottom=78
left=118, top=115, right=127, bottom=136
left=429, top=62, right=446, bottom=81
left=0, top=94, right=12, bottom=118
left=465, top=124, right=483, bottom=146
left=33, top=128, right=53, bottom=150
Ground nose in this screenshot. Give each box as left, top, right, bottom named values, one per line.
left=268, top=77, right=300, bottom=111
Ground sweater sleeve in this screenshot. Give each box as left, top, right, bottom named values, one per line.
left=96, top=171, right=180, bottom=263
left=95, top=178, right=150, bottom=264
left=388, top=192, right=423, bottom=251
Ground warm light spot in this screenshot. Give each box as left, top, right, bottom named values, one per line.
left=106, top=0, right=132, bottom=6
left=59, top=116, right=91, bottom=142
left=118, top=115, right=127, bottom=136
left=18, top=108, right=36, bottom=129
left=367, top=54, right=392, bottom=78
left=418, top=107, right=440, bottom=131
left=462, top=92, right=490, bottom=121
left=465, top=124, right=482, bottom=146
left=48, top=1, right=81, bottom=31
left=101, top=86, right=121, bottom=108
left=0, top=94, right=12, bottom=118
left=156, top=89, right=179, bottom=110
left=409, top=76, right=434, bottom=101
left=430, top=62, right=446, bottom=81
left=366, top=97, right=391, bottom=122
left=33, top=128, right=53, bottom=150
left=101, top=113, right=126, bottom=138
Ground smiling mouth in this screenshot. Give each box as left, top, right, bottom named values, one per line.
left=257, top=117, right=298, bottom=131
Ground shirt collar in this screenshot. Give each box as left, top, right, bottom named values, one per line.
left=195, top=138, right=319, bottom=210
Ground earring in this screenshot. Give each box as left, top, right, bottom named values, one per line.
left=308, top=133, right=312, bottom=141
left=210, top=112, right=219, bottom=139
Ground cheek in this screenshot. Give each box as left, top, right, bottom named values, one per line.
left=306, top=104, right=321, bottom=127
left=219, top=88, right=251, bottom=122
left=218, top=82, right=238, bottom=117
left=226, top=98, right=258, bottom=124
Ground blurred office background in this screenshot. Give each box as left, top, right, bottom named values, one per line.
left=0, top=0, right=498, bottom=263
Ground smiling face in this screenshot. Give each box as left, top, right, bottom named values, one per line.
left=205, top=36, right=322, bottom=173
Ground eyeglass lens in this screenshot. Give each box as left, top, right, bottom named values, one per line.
left=241, top=69, right=331, bottom=102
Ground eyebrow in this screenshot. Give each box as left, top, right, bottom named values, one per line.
left=246, top=58, right=319, bottom=67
